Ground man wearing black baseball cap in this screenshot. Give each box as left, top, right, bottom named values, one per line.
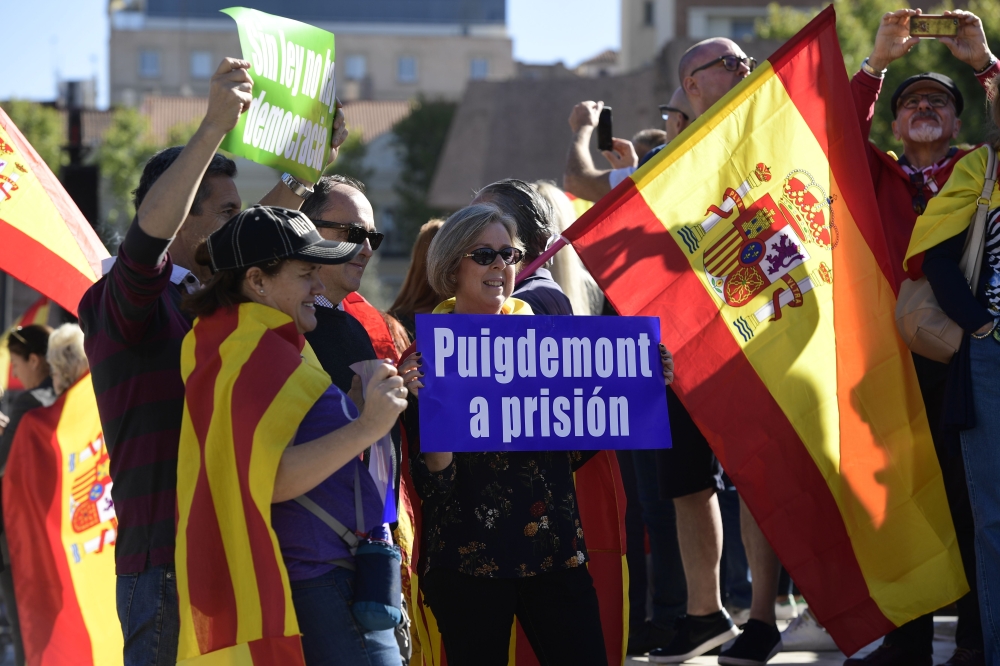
left=825, top=9, right=997, bottom=666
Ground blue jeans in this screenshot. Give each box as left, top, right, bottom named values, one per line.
left=291, top=567, right=400, bottom=666
left=631, top=449, right=687, bottom=625
left=961, top=337, right=1000, bottom=664
left=116, top=563, right=179, bottom=666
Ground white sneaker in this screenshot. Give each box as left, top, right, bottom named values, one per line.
left=774, top=596, right=798, bottom=621
left=725, top=605, right=751, bottom=626
left=780, top=608, right=838, bottom=652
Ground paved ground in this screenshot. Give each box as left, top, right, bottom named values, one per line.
left=626, top=617, right=958, bottom=666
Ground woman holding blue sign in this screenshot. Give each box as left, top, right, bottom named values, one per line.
left=400, top=203, right=674, bottom=665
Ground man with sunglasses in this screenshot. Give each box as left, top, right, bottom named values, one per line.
left=837, top=9, right=998, bottom=666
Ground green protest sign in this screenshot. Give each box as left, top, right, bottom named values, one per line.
left=220, top=7, right=336, bottom=182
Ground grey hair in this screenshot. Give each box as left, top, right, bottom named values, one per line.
left=427, top=203, right=519, bottom=299
left=47, top=324, right=89, bottom=395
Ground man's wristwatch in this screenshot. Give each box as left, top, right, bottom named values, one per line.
left=976, top=55, right=998, bottom=75
left=281, top=172, right=314, bottom=199
left=861, top=57, right=887, bottom=79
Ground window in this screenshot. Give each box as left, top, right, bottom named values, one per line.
left=470, top=58, right=489, bottom=80
left=345, top=55, right=367, bottom=80
left=731, top=18, right=757, bottom=41
left=139, top=50, right=160, bottom=78
left=190, top=51, right=213, bottom=79
left=397, top=56, right=417, bottom=83
left=643, top=1, right=654, bottom=27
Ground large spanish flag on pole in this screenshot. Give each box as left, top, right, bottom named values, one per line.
left=3, top=373, right=122, bottom=665
left=175, top=303, right=330, bottom=665
left=560, top=6, right=966, bottom=655
left=0, top=106, right=109, bottom=315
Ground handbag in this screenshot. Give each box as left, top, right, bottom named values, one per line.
left=895, top=145, right=998, bottom=363
left=294, top=465, right=404, bottom=632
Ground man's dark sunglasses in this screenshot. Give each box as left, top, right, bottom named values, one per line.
left=659, top=105, right=690, bottom=122
left=312, top=220, right=384, bottom=250
left=690, top=54, right=756, bottom=76
left=464, top=247, right=523, bottom=266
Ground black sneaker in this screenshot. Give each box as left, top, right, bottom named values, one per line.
left=941, top=647, right=986, bottom=666
left=627, top=620, right=676, bottom=655
left=718, top=620, right=782, bottom=665
left=843, top=644, right=932, bottom=666
left=648, top=611, right=739, bottom=663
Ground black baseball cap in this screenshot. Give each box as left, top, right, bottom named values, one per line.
left=891, top=73, right=963, bottom=118
left=206, top=205, right=361, bottom=273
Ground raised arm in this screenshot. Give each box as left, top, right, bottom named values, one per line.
left=564, top=101, right=615, bottom=202
left=939, top=10, right=997, bottom=79
left=137, top=58, right=253, bottom=240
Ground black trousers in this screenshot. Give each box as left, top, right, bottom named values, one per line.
left=884, top=354, right=982, bottom=654
left=616, top=449, right=649, bottom=631
left=422, top=566, right=609, bottom=666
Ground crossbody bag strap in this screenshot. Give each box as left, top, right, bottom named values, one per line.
left=960, top=145, right=998, bottom=296
left=293, top=495, right=360, bottom=551
left=354, top=464, right=365, bottom=535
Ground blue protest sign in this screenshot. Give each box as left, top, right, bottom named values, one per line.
left=415, top=314, right=671, bottom=452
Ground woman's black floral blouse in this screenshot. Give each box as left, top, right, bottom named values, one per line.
left=410, top=447, right=597, bottom=578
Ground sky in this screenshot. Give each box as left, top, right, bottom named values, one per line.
left=2, top=0, right=621, bottom=110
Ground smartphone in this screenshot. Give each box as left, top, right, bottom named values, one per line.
left=597, top=107, right=613, bottom=152
left=909, top=15, right=959, bottom=38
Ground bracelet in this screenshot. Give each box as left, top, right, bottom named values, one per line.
left=861, top=57, right=887, bottom=79
left=975, top=55, right=998, bottom=75
left=281, top=172, right=314, bottom=199
left=971, top=319, right=997, bottom=339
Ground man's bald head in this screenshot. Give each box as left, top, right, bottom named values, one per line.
left=679, top=38, right=751, bottom=117
left=679, top=38, right=742, bottom=79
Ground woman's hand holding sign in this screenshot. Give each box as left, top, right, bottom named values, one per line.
left=398, top=352, right=425, bottom=397
left=660, top=343, right=675, bottom=386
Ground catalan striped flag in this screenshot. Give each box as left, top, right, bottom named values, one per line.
left=561, top=6, right=966, bottom=655
left=3, top=373, right=122, bottom=665
left=0, top=107, right=108, bottom=315
left=0, top=296, right=50, bottom=392
left=175, top=303, right=330, bottom=665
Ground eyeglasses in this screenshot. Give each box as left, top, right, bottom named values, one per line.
left=312, top=220, right=384, bottom=250
left=898, top=92, right=954, bottom=111
left=463, top=247, right=524, bottom=266
left=690, top=54, right=756, bottom=76
left=659, top=105, right=690, bottom=122
left=9, top=327, right=26, bottom=345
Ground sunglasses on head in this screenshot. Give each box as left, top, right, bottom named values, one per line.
left=898, top=92, right=954, bottom=111
left=464, top=247, right=524, bottom=266
left=9, top=327, right=26, bottom=345
left=690, top=54, right=756, bottom=76
left=312, top=220, right=384, bottom=250
left=659, top=105, right=690, bottom=122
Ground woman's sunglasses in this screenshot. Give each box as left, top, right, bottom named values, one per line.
left=312, top=220, right=384, bottom=250
left=463, top=247, right=524, bottom=266
left=9, top=327, right=27, bottom=345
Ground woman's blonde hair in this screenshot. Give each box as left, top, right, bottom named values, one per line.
left=426, top=204, right=519, bottom=299
left=532, top=181, right=604, bottom=315
left=47, top=324, right=89, bottom=395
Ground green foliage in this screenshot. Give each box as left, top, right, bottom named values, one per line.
left=322, top=132, right=374, bottom=185
left=93, top=107, right=159, bottom=236
left=755, top=0, right=1000, bottom=151
left=166, top=118, right=201, bottom=146
left=0, top=100, right=66, bottom=172
left=391, top=98, right=456, bottom=250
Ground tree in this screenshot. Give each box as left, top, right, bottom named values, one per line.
left=391, top=98, right=456, bottom=249
left=755, top=0, right=1000, bottom=150
left=93, top=107, right=159, bottom=238
left=0, top=100, right=65, bottom=172
left=323, top=132, right=374, bottom=185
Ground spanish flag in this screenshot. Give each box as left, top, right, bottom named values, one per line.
left=0, top=107, right=108, bottom=315
left=3, top=373, right=122, bottom=665
left=561, top=6, right=965, bottom=655
left=0, top=296, right=50, bottom=392
left=175, top=303, right=330, bottom=665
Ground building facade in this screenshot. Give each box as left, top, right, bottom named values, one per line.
left=620, top=0, right=817, bottom=71
left=108, top=0, right=515, bottom=106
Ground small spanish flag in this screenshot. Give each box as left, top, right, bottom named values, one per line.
left=175, top=303, right=329, bottom=665
left=4, top=372, right=122, bottom=665
left=560, top=6, right=966, bottom=655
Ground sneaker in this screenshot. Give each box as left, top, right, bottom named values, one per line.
left=647, top=611, right=740, bottom=663
left=843, top=643, right=932, bottom=666
left=725, top=604, right=751, bottom=626
left=627, top=620, right=676, bottom=655
left=775, top=595, right=798, bottom=620
left=718, top=620, right=782, bottom=666
left=941, top=647, right=986, bottom=666
left=780, top=608, right=837, bottom=652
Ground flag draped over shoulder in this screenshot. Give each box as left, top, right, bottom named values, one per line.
left=175, top=302, right=330, bottom=665
left=0, top=296, right=50, bottom=392
left=561, top=6, right=965, bottom=655
left=0, top=107, right=108, bottom=315
left=4, top=373, right=122, bottom=665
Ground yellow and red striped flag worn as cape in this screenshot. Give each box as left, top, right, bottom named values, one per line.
left=561, top=6, right=966, bottom=655
left=175, top=302, right=330, bottom=665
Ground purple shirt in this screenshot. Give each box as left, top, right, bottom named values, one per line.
left=272, top=385, right=385, bottom=581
